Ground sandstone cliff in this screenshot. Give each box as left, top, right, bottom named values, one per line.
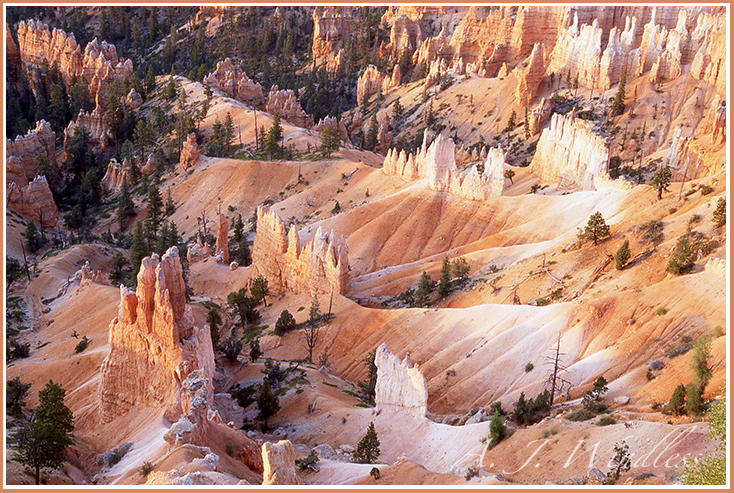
left=180, top=133, right=200, bottom=172
left=382, top=131, right=505, bottom=200
left=374, top=343, right=428, bottom=418
left=529, top=114, right=629, bottom=191
left=6, top=175, right=59, bottom=228
left=203, top=58, right=263, bottom=105
left=266, top=85, right=313, bottom=128
left=6, top=119, right=56, bottom=188
left=252, top=206, right=349, bottom=296
left=99, top=247, right=215, bottom=428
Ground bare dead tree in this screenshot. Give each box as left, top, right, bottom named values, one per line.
left=301, top=324, right=319, bottom=363
left=545, top=330, right=572, bottom=405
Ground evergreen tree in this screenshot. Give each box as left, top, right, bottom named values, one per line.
left=146, top=181, right=164, bottom=238
left=666, top=234, right=694, bottom=275
left=354, top=422, right=380, bottom=464
left=265, top=114, right=283, bottom=160
left=611, top=71, right=626, bottom=116
left=11, top=420, right=73, bottom=485
left=486, top=409, right=508, bottom=449
left=249, top=338, right=262, bottom=362
left=35, top=380, right=74, bottom=434
left=257, top=377, right=280, bottom=428
left=690, top=337, right=713, bottom=391
left=650, top=166, right=671, bottom=200
left=392, top=98, right=404, bottom=120
left=320, top=125, right=340, bottom=158
left=668, top=383, right=686, bottom=416
left=69, top=78, right=93, bottom=120
left=206, top=306, right=222, bottom=346
left=250, top=275, right=269, bottom=305
left=414, top=271, right=433, bottom=307
left=366, top=114, right=379, bottom=151
left=581, top=211, right=611, bottom=246
left=437, top=256, right=452, bottom=298
left=111, top=252, right=128, bottom=284
left=452, top=257, right=470, bottom=279
left=129, top=220, right=148, bottom=280
left=614, top=240, right=631, bottom=270
left=144, top=65, right=156, bottom=95
left=713, top=198, right=726, bottom=227
left=504, top=169, right=515, bottom=184
left=117, top=178, right=135, bottom=230
left=358, top=348, right=378, bottom=405
left=23, top=220, right=41, bottom=253
left=274, top=310, right=296, bottom=336
left=686, top=384, right=703, bottom=416
left=166, top=76, right=177, bottom=99
left=6, top=377, right=31, bottom=418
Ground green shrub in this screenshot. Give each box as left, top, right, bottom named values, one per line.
left=656, top=307, right=667, bottom=316
left=668, top=384, right=686, bottom=416
left=565, top=409, right=596, bottom=422
left=685, top=384, right=703, bottom=416
left=74, top=335, right=90, bottom=353
left=596, top=416, right=616, bottom=426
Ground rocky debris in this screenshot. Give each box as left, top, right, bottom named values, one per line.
left=125, top=88, right=142, bottom=110
left=614, top=396, right=630, bottom=405
left=382, top=130, right=505, bottom=200
left=314, top=444, right=337, bottom=460
left=530, top=114, right=630, bottom=191
left=163, top=370, right=213, bottom=449
left=266, top=85, right=313, bottom=128
left=514, top=43, right=545, bottom=107
left=374, top=343, right=428, bottom=418
left=99, top=246, right=215, bottom=426
left=187, top=233, right=213, bottom=264
left=261, top=440, right=300, bottom=485
left=101, top=158, right=135, bottom=194
left=648, top=360, right=665, bottom=371
left=6, top=175, right=59, bottom=229
left=252, top=206, right=349, bottom=296
left=203, top=58, right=263, bottom=105
left=6, top=120, right=56, bottom=188
left=214, top=214, right=229, bottom=265
left=712, top=104, right=726, bottom=145
left=96, top=442, right=134, bottom=468
left=142, top=153, right=157, bottom=175
left=180, top=133, right=200, bottom=172
left=80, top=261, right=111, bottom=287
left=588, top=467, right=607, bottom=484
left=229, top=262, right=238, bottom=271
left=705, top=257, right=726, bottom=277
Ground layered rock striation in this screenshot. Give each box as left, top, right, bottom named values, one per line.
left=374, top=343, right=428, bottom=418
left=6, top=175, right=59, bottom=228
left=99, top=247, right=215, bottom=427
left=203, top=58, right=264, bottom=105
left=382, top=131, right=506, bottom=200
left=252, top=206, right=349, bottom=296
left=529, top=114, right=628, bottom=191
left=266, top=85, right=313, bottom=128
left=6, top=119, right=56, bottom=188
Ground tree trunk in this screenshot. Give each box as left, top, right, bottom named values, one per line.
left=35, top=465, right=40, bottom=485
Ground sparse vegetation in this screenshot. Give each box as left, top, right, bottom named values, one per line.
left=580, top=212, right=611, bottom=246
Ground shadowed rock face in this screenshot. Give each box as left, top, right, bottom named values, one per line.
left=6, top=175, right=59, bottom=228
left=375, top=343, right=428, bottom=417
left=252, top=206, right=349, bottom=296
left=99, top=247, right=215, bottom=428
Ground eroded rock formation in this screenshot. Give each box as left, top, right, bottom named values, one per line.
left=356, top=65, right=400, bottom=105
left=64, top=106, right=113, bottom=148
left=529, top=98, right=555, bottom=135
left=313, top=116, right=351, bottom=145
left=261, top=440, right=299, bottom=485
left=6, top=120, right=56, bottom=188
left=7, top=23, right=20, bottom=83
left=6, top=175, right=59, bottom=228
left=180, top=133, right=200, bottom=172
left=187, top=233, right=213, bottom=264
left=125, top=88, right=143, bottom=110
left=312, top=6, right=358, bottom=62
left=101, top=158, right=135, bottom=194
left=99, top=247, right=215, bottom=427
left=382, top=131, right=505, bottom=200
left=203, top=58, right=264, bottom=105
left=266, top=85, right=313, bottom=128
left=252, top=206, right=349, bottom=296
left=530, top=114, right=631, bottom=191
left=665, top=125, right=726, bottom=182
left=215, top=214, right=229, bottom=265
left=80, top=261, right=111, bottom=287
left=514, top=43, right=545, bottom=106
left=374, top=343, right=428, bottom=418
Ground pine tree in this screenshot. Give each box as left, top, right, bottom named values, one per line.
left=614, top=240, right=631, bottom=270
left=23, top=220, right=40, bottom=253
left=366, top=114, right=379, bottom=151
left=668, top=383, right=686, bottom=416
left=320, top=125, right=340, bottom=158
left=206, top=306, right=222, bottom=346
left=145, top=65, right=156, bottom=95
left=354, top=422, right=380, bottom=464
left=117, top=178, right=135, bottom=230
left=274, top=310, right=296, bottom=336
left=437, top=256, right=452, bottom=298
left=504, top=169, right=515, bottom=184
left=486, top=409, right=508, bottom=449
left=146, top=181, right=164, bottom=238
left=130, top=220, right=148, bottom=280
left=250, top=275, right=269, bottom=305
left=685, top=384, right=703, bottom=415
left=414, top=271, right=433, bottom=307
left=713, top=198, right=726, bottom=227
left=357, top=348, right=378, bottom=405
left=690, top=337, right=713, bottom=391
left=611, top=71, right=626, bottom=116
left=265, top=114, right=283, bottom=160
left=581, top=212, right=611, bottom=246
left=257, top=377, right=280, bottom=428
left=35, top=380, right=74, bottom=433
left=666, top=234, right=694, bottom=275
left=650, top=166, right=671, bottom=200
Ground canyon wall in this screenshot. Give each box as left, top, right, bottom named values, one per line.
left=252, top=207, right=349, bottom=296
left=6, top=176, right=59, bottom=228
left=6, top=119, right=56, bottom=188
left=382, top=131, right=505, bottom=200
left=203, top=58, right=264, bottom=105
left=266, top=85, right=313, bottom=128
left=530, top=114, right=621, bottom=191
left=374, top=343, right=428, bottom=418
left=99, top=247, right=215, bottom=429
